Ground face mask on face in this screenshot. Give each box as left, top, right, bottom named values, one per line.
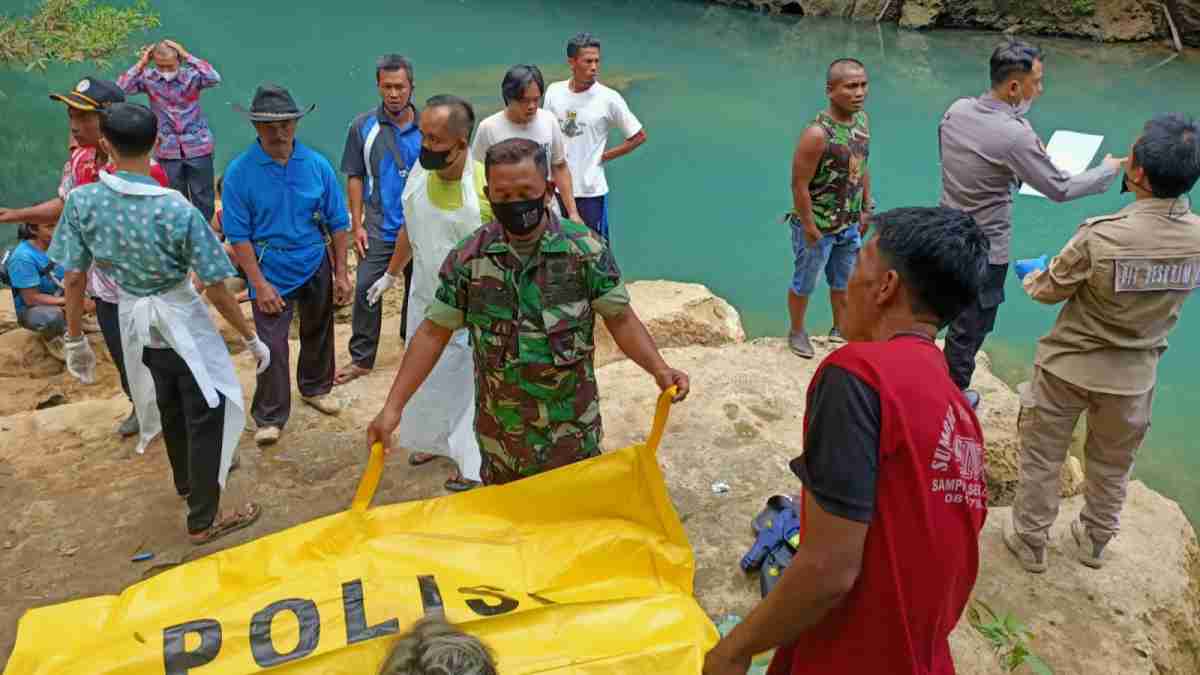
left=1013, top=96, right=1032, bottom=117
left=418, top=145, right=454, bottom=171
left=492, top=195, right=546, bottom=236
left=158, top=69, right=178, bottom=81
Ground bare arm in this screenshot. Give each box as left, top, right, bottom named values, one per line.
left=18, top=288, right=66, bottom=308
left=347, top=176, right=367, bottom=258
left=204, top=282, right=255, bottom=339
left=603, top=307, right=689, bottom=401
left=63, top=270, right=87, bottom=338
left=231, top=241, right=269, bottom=292
left=791, top=127, right=827, bottom=243
left=705, top=490, right=867, bottom=671
left=859, top=167, right=873, bottom=234
left=384, top=229, right=414, bottom=276
left=332, top=228, right=349, bottom=279
left=552, top=162, right=581, bottom=222
left=601, top=129, right=647, bottom=164
left=0, top=197, right=65, bottom=226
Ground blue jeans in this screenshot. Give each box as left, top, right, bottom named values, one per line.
left=790, top=224, right=861, bottom=296
left=18, top=305, right=65, bottom=338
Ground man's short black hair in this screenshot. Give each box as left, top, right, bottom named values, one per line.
left=990, top=39, right=1042, bottom=87
left=425, top=94, right=476, bottom=141
left=827, top=58, right=866, bottom=84
left=501, top=64, right=545, bottom=106
left=100, top=102, right=158, bottom=157
left=567, top=32, right=601, bottom=58
left=1133, top=113, right=1200, bottom=199
left=484, top=138, right=548, bottom=181
left=873, top=207, right=989, bottom=327
left=376, top=54, right=414, bottom=85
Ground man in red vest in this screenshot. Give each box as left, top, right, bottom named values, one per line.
left=704, top=206, right=990, bottom=675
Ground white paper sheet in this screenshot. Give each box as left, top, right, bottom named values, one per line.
left=1019, top=130, right=1105, bottom=198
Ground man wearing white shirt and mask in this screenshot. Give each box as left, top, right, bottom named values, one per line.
left=50, top=103, right=269, bottom=544
left=544, top=32, right=647, bottom=242
left=367, top=95, right=492, bottom=492
left=471, top=64, right=582, bottom=224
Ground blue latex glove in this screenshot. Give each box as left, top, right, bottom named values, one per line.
left=1014, top=254, right=1049, bottom=281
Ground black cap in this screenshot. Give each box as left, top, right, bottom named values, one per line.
left=49, top=77, right=126, bottom=112
left=233, top=84, right=315, bottom=122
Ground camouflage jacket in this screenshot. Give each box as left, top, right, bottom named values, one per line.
left=809, top=110, right=870, bottom=234
left=431, top=213, right=628, bottom=484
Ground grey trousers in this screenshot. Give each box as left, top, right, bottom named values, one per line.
left=18, top=305, right=66, bottom=338
left=251, top=257, right=335, bottom=429
left=349, top=237, right=411, bottom=369
left=1012, top=367, right=1154, bottom=546
left=160, top=155, right=216, bottom=222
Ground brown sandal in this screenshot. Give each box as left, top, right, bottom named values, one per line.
left=408, top=452, right=438, bottom=466
left=189, top=502, right=262, bottom=546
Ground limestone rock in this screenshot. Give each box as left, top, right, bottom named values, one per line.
left=1173, top=0, right=1200, bottom=46
left=599, top=341, right=1199, bottom=675
left=901, top=0, right=944, bottom=28
left=0, top=329, right=64, bottom=378
left=0, top=293, right=17, bottom=334
left=594, top=281, right=746, bottom=367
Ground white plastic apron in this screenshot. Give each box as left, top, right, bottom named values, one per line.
left=397, top=159, right=483, bottom=481
left=100, top=171, right=245, bottom=488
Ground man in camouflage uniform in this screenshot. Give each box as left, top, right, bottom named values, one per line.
left=368, top=137, right=688, bottom=484
left=786, top=58, right=873, bottom=358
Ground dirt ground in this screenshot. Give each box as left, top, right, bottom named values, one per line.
left=0, top=293, right=429, bottom=668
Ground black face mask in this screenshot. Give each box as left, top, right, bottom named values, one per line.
left=492, top=195, right=546, bottom=236
left=419, top=145, right=454, bottom=171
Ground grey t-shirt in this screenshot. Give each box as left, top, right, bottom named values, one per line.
left=938, top=93, right=1119, bottom=264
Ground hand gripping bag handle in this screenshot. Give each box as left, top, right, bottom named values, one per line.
left=349, top=386, right=679, bottom=512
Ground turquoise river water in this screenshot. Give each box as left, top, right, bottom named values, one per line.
left=1, top=0, right=1198, bottom=520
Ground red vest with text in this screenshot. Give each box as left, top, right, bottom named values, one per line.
left=769, top=336, right=988, bottom=675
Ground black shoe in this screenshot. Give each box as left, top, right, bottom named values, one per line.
left=963, top=389, right=981, bottom=410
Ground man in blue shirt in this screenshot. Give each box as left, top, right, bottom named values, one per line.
left=6, top=222, right=73, bottom=356
left=223, top=84, right=352, bottom=446
left=335, top=54, right=422, bottom=386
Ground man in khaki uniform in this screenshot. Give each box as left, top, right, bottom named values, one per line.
left=1004, top=114, right=1200, bottom=573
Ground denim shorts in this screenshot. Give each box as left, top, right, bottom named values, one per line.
left=790, top=223, right=862, bottom=296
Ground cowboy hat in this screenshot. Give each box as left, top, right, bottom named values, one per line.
left=233, top=84, right=315, bottom=121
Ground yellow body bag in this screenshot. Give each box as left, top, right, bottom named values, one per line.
left=6, top=389, right=718, bottom=674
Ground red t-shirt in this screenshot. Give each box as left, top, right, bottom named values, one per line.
left=770, top=336, right=987, bottom=675
left=58, top=145, right=169, bottom=199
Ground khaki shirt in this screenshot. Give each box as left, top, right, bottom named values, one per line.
left=938, top=93, right=1120, bottom=264
left=1025, top=198, right=1200, bottom=395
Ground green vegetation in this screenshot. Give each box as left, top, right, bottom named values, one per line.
left=968, top=600, right=1054, bottom=674
left=1069, top=0, right=1095, bottom=16
left=0, top=0, right=159, bottom=71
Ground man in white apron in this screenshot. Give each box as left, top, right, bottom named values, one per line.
left=366, top=95, right=490, bottom=492
left=50, top=103, right=270, bottom=545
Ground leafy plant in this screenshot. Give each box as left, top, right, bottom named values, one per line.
left=1069, top=0, right=1095, bottom=16
left=968, top=600, right=1054, bottom=674
left=0, top=0, right=160, bottom=71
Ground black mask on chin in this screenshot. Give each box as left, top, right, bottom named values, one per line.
left=419, top=144, right=455, bottom=171
left=492, top=194, right=546, bottom=236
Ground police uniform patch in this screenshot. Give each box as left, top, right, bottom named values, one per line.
left=1114, top=256, right=1200, bottom=293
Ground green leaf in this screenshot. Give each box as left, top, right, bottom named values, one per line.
left=1025, top=654, right=1054, bottom=675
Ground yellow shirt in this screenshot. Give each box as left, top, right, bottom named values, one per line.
left=426, top=161, right=493, bottom=225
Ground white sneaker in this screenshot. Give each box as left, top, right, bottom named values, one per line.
left=301, top=394, right=341, bottom=416
left=1070, top=520, right=1110, bottom=569
left=255, top=426, right=280, bottom=446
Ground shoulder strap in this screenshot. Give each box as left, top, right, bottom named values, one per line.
left=378, top=122, right=410, bottom=179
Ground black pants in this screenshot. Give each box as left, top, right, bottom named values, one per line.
left=251, top=256, right=335, bottom=429
left=143, top=346, right=225, bottom=534
left=160, top=155, right=216, bottom=222
left=945, top=263, right=1009, bottom=390
left=95, top=298, right=131, bottom=402
left=349, top=237, right=413, bottom=369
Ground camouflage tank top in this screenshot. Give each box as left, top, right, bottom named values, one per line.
left=809, top=110, right=870, bottom=234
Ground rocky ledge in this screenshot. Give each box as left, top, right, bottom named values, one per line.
left=0, top=282, right=1196, bottom=672
left=713, top=0, right=1199, bottom=47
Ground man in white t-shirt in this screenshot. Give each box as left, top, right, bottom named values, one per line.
left=544, top=32, right=646, bottom=242
left=472, top=64, right=581, bottom=223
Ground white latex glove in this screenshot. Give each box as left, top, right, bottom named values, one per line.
left=64, top=335, right=96, bottom=384
left=244, top=335, right=272, bottom=375
left=366, top=272, right=400, bottom=307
